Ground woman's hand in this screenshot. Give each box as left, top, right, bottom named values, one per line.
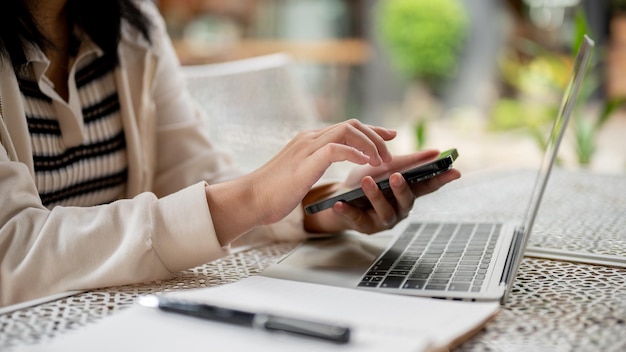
left=303, top=150, right=461, bottom=234
left=205, top=119, right=398, bottom=245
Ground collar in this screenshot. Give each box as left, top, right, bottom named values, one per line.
left=20, top=28, right=105, bottom=80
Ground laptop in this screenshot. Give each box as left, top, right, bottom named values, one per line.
left=262, top=35, right=595, bottom=304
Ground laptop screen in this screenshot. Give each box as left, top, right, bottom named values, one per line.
left=496, top=35, right=595, bottom=303
left=521, top=35, right=594, bottom=242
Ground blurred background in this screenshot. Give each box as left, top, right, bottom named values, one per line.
left=156, top=0, right=626, bottom=175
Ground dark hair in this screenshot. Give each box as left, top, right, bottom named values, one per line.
left=0, top=0, right=153, bottom=68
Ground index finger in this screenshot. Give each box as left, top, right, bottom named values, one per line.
left=331, top=119, right=396, bottom=163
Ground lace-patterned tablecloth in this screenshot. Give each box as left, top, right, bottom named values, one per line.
left=410, top=168, right=626, bottom=258
left=1, top=169, right=625, bottom=351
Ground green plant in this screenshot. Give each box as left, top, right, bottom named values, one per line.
left=490, top=51, right=564, bottom=131
left=492, top=7, right=624, bottom=168
left=376, top=0, right=469, bottom=90
left=490, top=51, right=564, bottom=159
left=414, top=119, right=427, bottom=150
left=570, top=8, right=625, bottom=166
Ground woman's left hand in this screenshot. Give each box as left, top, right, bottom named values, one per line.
left=303, top=149, right=461, bottom=234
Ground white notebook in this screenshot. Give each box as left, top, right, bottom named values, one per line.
left=22, top=276, right=499, bottom=352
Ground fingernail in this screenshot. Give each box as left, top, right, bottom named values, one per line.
left=382, top=215, right=397, bottom=228
left=391, top=175, right=403, bottom=187
left=363, top=177, right=376, bottom=191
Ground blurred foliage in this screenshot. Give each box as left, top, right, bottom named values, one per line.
left=570, top=8, right=625, bottom=166
left=491, top=48, right=568, bottom=152
left=612, top=0, right=626, bottom=12
left=375, top=0, right=468, bottom=151
left=491, top=6, right=625, bottom=168
left=414, top=119, right=427, bottom=150
left=375, top=0, right=469, bottom=91
left=492, top=53, right=567, bottom=129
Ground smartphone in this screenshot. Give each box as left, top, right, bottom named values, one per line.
left=304, top=148, right=458, bottom=215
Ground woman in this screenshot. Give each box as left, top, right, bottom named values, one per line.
left=0, top=0, right=460, bottom=306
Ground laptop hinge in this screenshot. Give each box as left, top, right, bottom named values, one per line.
left=500, top=227, right=525, bottom=285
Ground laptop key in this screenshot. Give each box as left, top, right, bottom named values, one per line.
left=403, top=280, right=427, bottom=289
left=461, top=260, right=480, bottom=266
left=375, top=259, right=395, bottom=267
left=372, top=264, right=392, bottom=271
left=390, top=270, right=410, bottom=276
left=414, top=264, right=435, bottom=273
left=366, top=270, right=388, bottom=276
left=440, top=257, right=461, bottom=263
left=381, top=276, right=405, bottom=288
left=358, top=281, right=380, bottom=287
left=425, top=284, right=447, bottom=291
left=449, top=283, right=471, bottom=291
left=437, top=263, right=457, bottom=269
left=410, top=272, right=430, bottom=279
left=452, top=276, right=473, bottom=282
left=434, top=267, right=455, bottom=273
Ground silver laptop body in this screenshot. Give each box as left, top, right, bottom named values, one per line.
left=262, top=36, right=595, bottom=304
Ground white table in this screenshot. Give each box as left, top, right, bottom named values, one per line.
left=1, top=169, right=625, bottom=351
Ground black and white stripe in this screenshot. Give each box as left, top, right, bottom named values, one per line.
left=20, top=52, right=128, bottom=208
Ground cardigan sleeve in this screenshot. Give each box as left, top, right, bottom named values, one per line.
left=0, top=140, right=229, bottom=306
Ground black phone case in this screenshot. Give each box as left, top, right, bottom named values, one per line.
left=304, top=149, right=458, bottom=215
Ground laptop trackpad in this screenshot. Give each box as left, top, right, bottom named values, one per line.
left=261, top=232, right=394, bottom=288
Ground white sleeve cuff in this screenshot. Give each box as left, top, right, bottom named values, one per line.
left=151, top=182, right=229, bottom=272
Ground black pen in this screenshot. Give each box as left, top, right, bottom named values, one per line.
left=137, top=295, right=351, bottom=344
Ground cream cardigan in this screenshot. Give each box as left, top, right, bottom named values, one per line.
left=0, top=2, right=305, bottom=306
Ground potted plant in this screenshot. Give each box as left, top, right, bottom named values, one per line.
left=376, top=0, right=468, bottom=90
left=375, top=0, right=469, bottom=148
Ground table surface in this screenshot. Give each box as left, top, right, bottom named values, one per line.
left=1, top=168, right=625, bottom=351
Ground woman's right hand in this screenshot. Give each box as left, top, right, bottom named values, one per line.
left=205, top=119, right=398, bottom=245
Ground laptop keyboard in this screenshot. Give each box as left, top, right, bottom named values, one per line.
left=357, top=223, right=501, bottom=292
